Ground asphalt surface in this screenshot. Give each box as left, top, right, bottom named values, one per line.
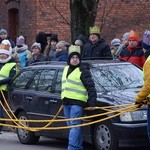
left=0, top=131, right=150, bottom=150
left=0, top=131, right=95, bottom=150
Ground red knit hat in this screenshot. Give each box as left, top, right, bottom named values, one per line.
left=128, top=30, right=139, bottom=42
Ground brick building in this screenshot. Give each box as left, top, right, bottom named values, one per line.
left=0, top=0, right=150, bottom=48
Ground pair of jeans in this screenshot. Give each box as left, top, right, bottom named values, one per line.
left=63, top=105, right=84, bottom=150
left=147, top=105, right=150, bottom=142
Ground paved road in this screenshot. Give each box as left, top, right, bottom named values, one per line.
left=0, top=131, right=67, bottom=150
left=0, top=131, right=94, bottom=150
left=0, top=131, right=150, bottom=150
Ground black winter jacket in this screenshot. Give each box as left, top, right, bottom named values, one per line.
left=82, top=38, right=112, bottom=60
left=62, top=63, right=97, bottom=108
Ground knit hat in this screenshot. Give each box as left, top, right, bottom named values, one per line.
left=1, top=39, right=12, bottom=54
left=111, top=38, right=121, bottom=46
left=50, top=34, right=58, bottom=43
left=89, top=26, right=100, bottom=35
left=0, top=44, right=12, bottom=56
left=56, top=41, right=66, bottom=50
left=0, top=29, right=8, bottom=35
left=16, top=35, right=25, bottom=46
left=122, top=32, right=129, bottom=41
left=75, top=34, right=87, bottom=45
left=68, top=45, right=81, bottom=64
left=128, top=30, right=139, bottom=42
left=31, top=42, right=41, bottom=50
left=142, top=30, right=150, bottom=50
left=75, top=39, right=83, bottom=46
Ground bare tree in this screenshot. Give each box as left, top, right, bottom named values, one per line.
left=39, top=0, right=119, bottom=42
left=70, top=0, right=99, bottom=41
left=98, top=0, right=115, bottom=32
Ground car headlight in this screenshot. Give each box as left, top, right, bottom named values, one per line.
left=120, top=110, right=147, bottom=122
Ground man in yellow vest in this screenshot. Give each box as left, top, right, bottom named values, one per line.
left=135, top=30, right=150, bottom=142
left=0, top=44, right=17, bottom=133
left=61, top=45, right=97, bottom=150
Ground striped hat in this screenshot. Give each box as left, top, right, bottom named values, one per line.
left=142, top=30, right=150, bottom=50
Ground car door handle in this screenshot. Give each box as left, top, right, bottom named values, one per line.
left=49, top=100, right=57, bottom=103
left=26, top=96, right=33, bottom=100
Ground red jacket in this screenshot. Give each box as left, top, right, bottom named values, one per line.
left=119, top=46, right=146, bottom=68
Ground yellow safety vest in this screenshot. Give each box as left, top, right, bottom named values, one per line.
left=61, top=66, right=88, bottom=102
left=143, top=56, right=150, bottom=98
left=0, top=62, right=16, bottom=91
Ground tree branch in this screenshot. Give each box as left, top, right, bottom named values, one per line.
left=49, top=0, right=70, bottom=25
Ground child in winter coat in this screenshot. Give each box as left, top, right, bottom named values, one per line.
left=14, top=35, right=31, bottom=69
left=51, top=41, right=68, bottom=61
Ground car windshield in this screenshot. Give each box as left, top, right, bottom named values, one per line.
left=91, top=63, right=144, bottom=92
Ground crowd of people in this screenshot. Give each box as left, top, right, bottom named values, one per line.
left=0, top=26, right=149, bottom=69
left=0, top=26, right=150, bottom=150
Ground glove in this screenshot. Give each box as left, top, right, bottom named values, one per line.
left=142, top=99, right=147, bottom=105
left=135, top=101, right=142, bottom=108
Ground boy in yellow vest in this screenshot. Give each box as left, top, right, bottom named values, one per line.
left=0, top=44, right=17, bottom=133
left=61, top=45, right=97, bottom=150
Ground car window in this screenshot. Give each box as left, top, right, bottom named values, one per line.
left=54, top=69, right=63, bottom=94
left=12, top=70, right=35, bottom=89
left=91, top=63, right=143, bottom=92
left=37, top=69, right=56, bottom=92
left=29, top=71, right=41, bottom=90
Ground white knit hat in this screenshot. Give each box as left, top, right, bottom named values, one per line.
left=75, top=39, right=83, bottom=46
left=1, top=39, right=12, bottom=54
left=0, top=44, right=12, bottom=56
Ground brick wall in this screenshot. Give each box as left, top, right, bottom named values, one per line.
left=0, top=0, right=149, bottom=48
left=97, top=0, right=150, bottom=43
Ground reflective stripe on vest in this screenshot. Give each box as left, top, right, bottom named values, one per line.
left=0, top=62, right=16, bottom=91
left=61, top=66, right=88, bottom=102
left=143, top=56, right=150, bottom=98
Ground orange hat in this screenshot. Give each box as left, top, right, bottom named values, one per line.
left=128, top=30, right=139, bottom=42
left=0, top=44, right=11, bottom=56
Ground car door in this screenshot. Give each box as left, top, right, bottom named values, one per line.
left=49, top=69, right=68, bottom=137
left=25, top=68, right=64, bottom=129
left=8, top=70, right=36, bottom=112
left=32, top=68, right=68, bottom=137
left=25, top=69, right=55, bottom=118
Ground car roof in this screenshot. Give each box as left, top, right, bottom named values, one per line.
left=24, top=61, right=66, bottom=70
left=23, top=59, right=131, bottom=70
left=82, top=59, right=130, bottom=65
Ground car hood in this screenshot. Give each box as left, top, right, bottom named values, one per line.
left=97, top=88, right=141, bottom=105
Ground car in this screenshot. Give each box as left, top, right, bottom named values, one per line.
left=5, top=60, right=150, bottom=150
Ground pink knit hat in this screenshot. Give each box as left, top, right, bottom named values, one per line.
left=16, top=35, right=25, bottom=46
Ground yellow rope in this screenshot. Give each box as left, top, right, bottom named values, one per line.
left=0, top=104, right=138, bottom=130
left=0, top=104, right=136, bottom=123
left=0, top=90, right=142, bottom=131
